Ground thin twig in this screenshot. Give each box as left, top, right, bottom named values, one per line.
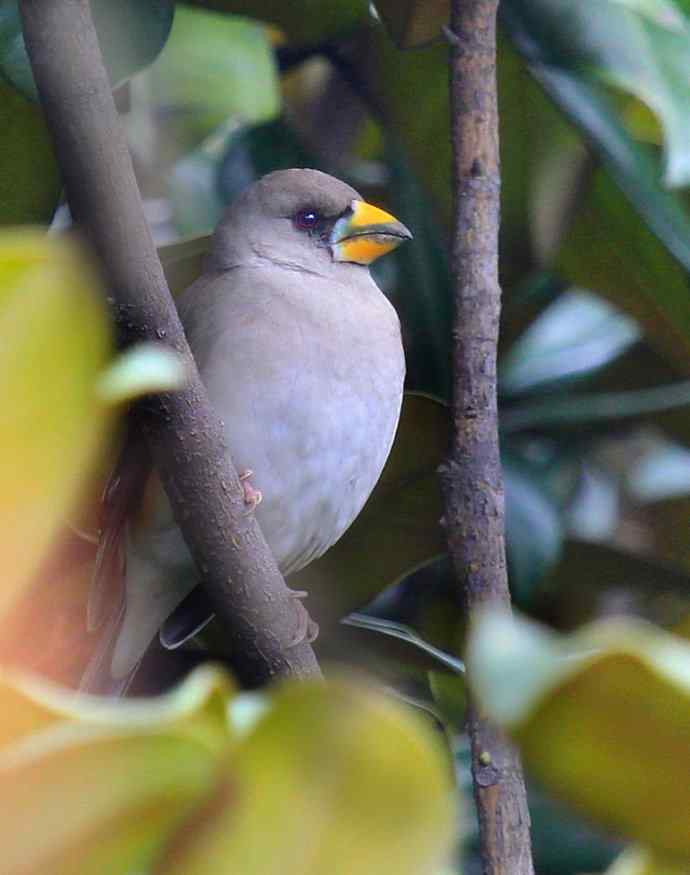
left=439, top=2, right=534, bottom=873
left=20, top=0, right=321, bottom=688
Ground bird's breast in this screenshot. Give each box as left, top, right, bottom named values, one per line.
left=183, top=267, right=405, bottom=575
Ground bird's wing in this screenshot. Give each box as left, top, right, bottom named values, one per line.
left=87, top=425, right=152, bottom=631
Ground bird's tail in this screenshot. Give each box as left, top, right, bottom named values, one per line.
left=79, top=427, right=150, bottom=697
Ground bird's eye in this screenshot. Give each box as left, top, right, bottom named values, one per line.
left=294, top=209, right=320, bottom=231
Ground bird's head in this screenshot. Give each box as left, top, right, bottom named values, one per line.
left=210, top=168, right=412, bottom=273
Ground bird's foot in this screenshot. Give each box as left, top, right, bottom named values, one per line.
left=239, top=469, right=262, bottom=514
left=288, top=589, right=319, bottom=646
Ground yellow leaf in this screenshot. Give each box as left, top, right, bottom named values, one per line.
left=0, top=231, right=112, bottom=615
left=468, top=612, right=690, bottom=860
left=0, top=665, right=236, bottom=875
left=158, top=678, right=456, bottom=875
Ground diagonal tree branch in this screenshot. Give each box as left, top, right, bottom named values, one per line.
left=439, top=2, right=534, bottom=874
left=20, top=0, right=321, bottom=688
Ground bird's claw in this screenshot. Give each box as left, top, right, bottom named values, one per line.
left=239, top=469, right=262, bottom=515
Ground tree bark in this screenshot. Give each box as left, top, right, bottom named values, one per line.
left=20, top=0, right=321, bottom=688
left=439, top=3, right=534, bottom=874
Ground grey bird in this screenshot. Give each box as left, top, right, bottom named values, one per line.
left=82, top=168, right=411, bottom=694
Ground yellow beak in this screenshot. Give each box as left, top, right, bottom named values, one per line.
left=331, top=200, right=413, bottom=265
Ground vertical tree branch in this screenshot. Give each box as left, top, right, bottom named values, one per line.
left=20, top=0, right=321, bottom=687
left=439, top=3, right=534, bottom=874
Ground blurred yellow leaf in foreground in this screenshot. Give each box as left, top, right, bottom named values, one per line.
left=0, top=230, right=112, bottom=617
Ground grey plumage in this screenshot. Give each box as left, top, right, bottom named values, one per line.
left=83, top=169, right=410, bottom=692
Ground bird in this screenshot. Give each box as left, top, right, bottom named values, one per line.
left=81, top=168, right=412, bottom=695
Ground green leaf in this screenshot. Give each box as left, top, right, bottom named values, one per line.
left=374, top=0, right=449, bottom=48
left=382, top=144, right=452, bottom=399
left=539, top=540, right=690, bottom=632
left=366, top=28, right=569, bottom=280
left=500, top=289, right=640, bottom=397
left=468, top=611, right=690, bottom=859
left=369, top=1, right=690, bottom=303
left=495, top=38, right=576, bottom=278
left=501, top=6, right=690, bottom=337
left=181, top=0, right=370, bottom=45
left=501, top=380, right=690, bottom=433
left=501, top=9, right=690, bottom=373
left=0, top=1, right=173, bottom=224
left=0, top=1, right=34, bottom=96
left=0, top=230, right=112, bottom=616
left=344, top=613, right=465, bottom=675
left=90, top=0, right=175, bottom=92
left=156, top=678, right=456, bottom=875
left=501, top=0, right=690, bottom=187
left=0, top=0, right=174, bottom=100
left=141, top=6, right=279, bottom=153
left=504, top=450, right=567, bottom=604
left=363, top=31, right=450, bottom=225
left=534, top=75, right=690, bottom=272
left=0, top=666, right=233, bottom=875
left=0, top=79, right=61, bottom=224
left=556, top=166, right=690, bottom=375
